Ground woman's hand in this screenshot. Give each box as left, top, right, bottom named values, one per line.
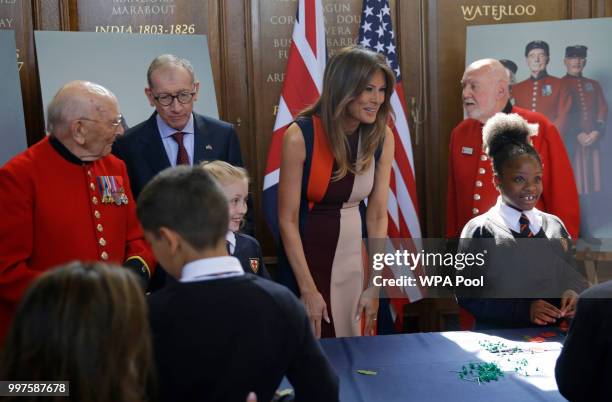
left=301, top=288, right=330, bottom=339
left=529, top=299, right=562, bottom=325
left=356, top=287, right=379, bottom=336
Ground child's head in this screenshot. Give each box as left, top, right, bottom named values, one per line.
left=0, top=261, right=154, bottom=401
left=200, top=161, right=249, bottom=232
left=137, top=166, right=228, bottom=274
left=483, top=113, right=542, bottom=211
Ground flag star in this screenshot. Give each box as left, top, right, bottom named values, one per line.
left=360, top=37, right=371, bottom=47
left=378, top=11, right=384, bottom=22
left=386, top=43, right=396, bottom=54
left=364, top=5, right=374, bottom=17
left=390, top=30, right=395, bottom=39
left=382, top=4, right=390, bottom=15
left=362, top=21, right=372, bottom=33
left=395, top=66, right=401, bottom=77
left=376, top=26, right=385, bottom=37
left=375, top=42, right=385, bottom=52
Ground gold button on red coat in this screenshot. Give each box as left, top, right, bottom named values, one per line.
left=475, top=180, right=483, bottom=187
left=478, top=168, right=485, bottom=174
left=94, top=210, right=101, bottom=219
left=472, top=208, right=479, bottom=215
left=474, top=194, right=481, bottom=201
left=101, top=251, right=108, bottom=260
left=92, top=196, right=98, bottom=205
left=99, top=237, right=106, bottom=246
left=97, top=224, right=103, bottom=232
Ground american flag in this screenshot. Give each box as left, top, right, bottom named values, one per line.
left=359, top=0, right=423, bottom=304
left=262, top=0, right=325, bottom=240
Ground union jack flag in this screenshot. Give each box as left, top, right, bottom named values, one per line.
left=262, top=0, right=325, bottom=240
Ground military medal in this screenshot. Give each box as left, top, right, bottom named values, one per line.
left=108, top=176, right=120, bottom=205
left=542, top=85, right=552, bottom=96
left=97, top=176, right=113, bottom=204
left=97, top=176, right=129, bottom=206
left=119, top=188, right=129, bottom=205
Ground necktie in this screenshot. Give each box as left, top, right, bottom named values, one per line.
left=171, top=132, right=190, bottom=166
left=518, top=213, right=534, bottom=238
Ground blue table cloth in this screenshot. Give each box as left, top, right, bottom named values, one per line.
left=305, top=328, right=568, bottom=402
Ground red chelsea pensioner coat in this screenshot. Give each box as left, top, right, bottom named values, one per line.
left=513, top=73, right=571, bottom=134
left=0, top=136, right=155, bottom=340
left=446, top=105, right=580, bottom=239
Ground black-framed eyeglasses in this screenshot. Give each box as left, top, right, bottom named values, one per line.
left=153, top=91, right=196, bottom=106
left=79, top=114, right=123, bottom=128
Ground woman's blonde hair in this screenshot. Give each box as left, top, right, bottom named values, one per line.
left=300, top=46, right=395, bottom=180
left=200, top=160, right=249, bottom=184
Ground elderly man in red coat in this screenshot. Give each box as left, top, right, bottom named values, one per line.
left=560, top=45, right=608, bottom=195
left=447, top=58, right=580, bottom=239
left=513, top=40, right=572, bottom=134
left=0, top=81, right=155, bottom=341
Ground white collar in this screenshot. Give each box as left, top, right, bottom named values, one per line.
left=495, top=196, right=542, bottom=234
left=225, top=231, right=236, bottom=249
left=180, top=256, right=244, bottom=283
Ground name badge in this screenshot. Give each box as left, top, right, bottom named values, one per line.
left=461, top=147, right=473, bottom=155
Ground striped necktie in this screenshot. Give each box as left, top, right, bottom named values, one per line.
left=518, top=213, right=534, bottom=238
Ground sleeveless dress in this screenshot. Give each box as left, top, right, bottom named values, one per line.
left=280, top=116, right=376, bottom=338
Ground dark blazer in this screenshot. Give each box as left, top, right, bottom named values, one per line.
left=233, top=232, right=271, bottom=279
left=113, top=112, right=243, bottom=198
left=113, top=112, right=245, bottom=291
left=148, top=273, right=339, bottom=402
left=457, top=208, right=588, bottom=328
left=555, top=281, right=612, bottom=402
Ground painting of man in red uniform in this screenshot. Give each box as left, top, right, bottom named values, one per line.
left=560, top=45, right=608, bottom=195
left=513, top=40, right=571, bottom=134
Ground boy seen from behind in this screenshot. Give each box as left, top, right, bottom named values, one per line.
left=137, top=166, right=338, bottom=402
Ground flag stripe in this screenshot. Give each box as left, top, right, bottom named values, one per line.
left=305, top=0, right=316, bottom=54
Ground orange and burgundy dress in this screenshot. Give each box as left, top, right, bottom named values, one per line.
left=279, top=115, right=376, bottom=338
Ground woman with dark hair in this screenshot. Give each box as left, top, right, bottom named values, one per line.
left=278, top=46, right=395, bottom=338
left=0, top=262, right=155, bottom=402
left=457, top=113, right=588, bottom=329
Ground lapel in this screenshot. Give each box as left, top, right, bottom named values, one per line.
left=193, top=113, right=208, bottom=164
left=540, top=214, right=550, bottom=236
left=140, top=113, right=171, bottom=172
left=233, top=233, right=244, bottom=258
left=487, top=209, right=514, bottom=238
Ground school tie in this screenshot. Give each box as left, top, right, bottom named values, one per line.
left=171, top=132, right=190, bottom=165
left=518, top=213, right=534, bottom=238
